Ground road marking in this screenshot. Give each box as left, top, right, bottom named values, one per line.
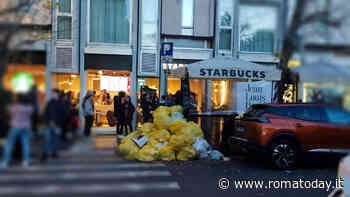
left=0, top=163, right=166, bottom=172
left=0, top=170, right=172, bottom=182
left=0, top=182, right=181, bottom=195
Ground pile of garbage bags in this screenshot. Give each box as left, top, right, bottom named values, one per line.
left=118, top=106, right=224, bottom=162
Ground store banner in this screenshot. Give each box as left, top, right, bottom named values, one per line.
left=236, top=81, right=273, bottom=114
left=173, top=57, right=281, bottom=81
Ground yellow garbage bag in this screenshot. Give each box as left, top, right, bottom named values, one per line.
left=136, top=144, right=159, bottom=162
left=149, top=129, right=171, bottom=143
left=176, top=146, right=196, bottom=161
left=119, top=140, right=140, bottom=160
left=169, top=120, right=187, bottom=135
left=159, top=146, right=176, bottom=161
left=121, top=130, right=141, bottom=145
left=154, top=106, right=170, bottom=114
left=153, top=110, right=172, bottom=130
left=139, top=123, right=154, bottom=135
left=168, top=134, right=187, bottom=151
left=168, top=105, right=183, bottom=116
left=176, top=122, right=204, bottom=145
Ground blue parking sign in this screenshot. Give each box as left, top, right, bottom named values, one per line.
left=161, top=42, right=173, bottom=56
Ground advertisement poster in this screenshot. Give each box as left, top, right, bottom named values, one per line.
left=236, top=81, right=273, bottom=114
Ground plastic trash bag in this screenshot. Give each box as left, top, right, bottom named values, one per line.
left=136, top=144, right=159, bottom=162
left=119, top=140, right=140, bottom=160
left=171, top=112, right=186, bottom=122
left=153, top=110, right=173, bottom=130
left=168, top=120, right=187, bottom=135
left=159, top=146, right=176, bottom=161
left=139, top=123, right=154, bottom=135
left=168, top=105, right=183, bottom=116
left=176, top=146, right=196, bottom=161
left=149, top=129, right=170, bottom=143
left=192, top=138, right=211, bottom=159
left=168, top=135, right=187, bottom=151
left=121, top=131, right=141, bottom=145
left=208, top=150, right=224, bottom=160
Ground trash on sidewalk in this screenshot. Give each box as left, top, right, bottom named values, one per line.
left=117, top=106, right=226, bottom=162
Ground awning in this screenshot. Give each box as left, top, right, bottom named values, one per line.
left=291, top=61, right=350, bottom=84
left=172, top=57, right=281, bottom=81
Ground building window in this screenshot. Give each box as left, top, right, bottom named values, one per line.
left=90, top=0, right=130, bottom=44
left=141, top=0, right=158, bottom=46
left=57, top=0, right=72, bottom=40
left=182, top=0, right=194, bottom=35
left=218, top=0, right=233, bottom=51
left=165, top=38, right=205, bottom=49
left=239, top=4, right=277, bottom=53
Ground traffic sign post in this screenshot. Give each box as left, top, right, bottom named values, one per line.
left=159, top=42, right=173, bottom=98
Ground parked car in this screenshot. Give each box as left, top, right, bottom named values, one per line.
left=329, top=155, right=349, bottom=197
left=224, top=104, right=350, bottom=170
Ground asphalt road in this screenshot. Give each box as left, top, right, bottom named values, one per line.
left=0, top=136, right=345, bottom=197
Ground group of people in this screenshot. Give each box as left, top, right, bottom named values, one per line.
left=81, top=90, right=136, bottom=137
left=0, top=88, right=79, bottom=168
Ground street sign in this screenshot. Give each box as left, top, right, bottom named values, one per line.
left=161, top=42, right=173, bottom=57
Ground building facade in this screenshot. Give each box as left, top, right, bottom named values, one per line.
left=49, top=0, right=286, bottom=127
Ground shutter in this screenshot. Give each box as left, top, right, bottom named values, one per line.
left=56, top=47, right=73, bottom=69
left=194, top=0, right=214, bottom=37
left=138, top=49, right=159, bottom=77
left=162, top=0, right=182, bottom=35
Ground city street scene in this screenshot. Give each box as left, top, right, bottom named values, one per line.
left=0, top=0, right=350, bottom=196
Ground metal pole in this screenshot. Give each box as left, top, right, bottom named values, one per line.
left=131, top=0, right=140, bottom=130
left=158, top=0, right=166, bottom=98
left=79, top=0, right=87, bottom=125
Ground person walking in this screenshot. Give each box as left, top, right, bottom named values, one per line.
left=40, top=89, right=68, bottom=162
left=120, top=96, right=135, bottom=135
left=82, top=91, right=95, bottom=138
left=0, top=93, right=34, bottom=168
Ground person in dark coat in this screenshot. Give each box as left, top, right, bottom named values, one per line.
left=141, top=93, right=153, bottom=123
left=120, top=96, right=135, bottom=135
left=114, top=91, right=126, bottom=135
left=41, top=89, right=69, bottom=162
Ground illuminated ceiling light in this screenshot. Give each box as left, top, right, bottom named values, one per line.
left=71, top=74, right=77, bottom=78
left=98, top=70, right=103, bottom=75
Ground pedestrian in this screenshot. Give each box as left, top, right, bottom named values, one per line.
left=62, top=91, right=72, bottom=142
left=141, top=93, right=153, bottom=123
left=40, top=89, right=68, bottom=162
left=82, top=91, right=95, bottom=138
left=28, top=85, right=40, bottom=135
left=120, top=96, right=135, bottom=135
left=0, top=93, right=34, bottom=168
left=114, top=91, right=126, bottom=135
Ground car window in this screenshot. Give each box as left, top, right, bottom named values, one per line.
left=324, top=108, right=350, bottom=125
left=293, top=107, right=321, bottom=122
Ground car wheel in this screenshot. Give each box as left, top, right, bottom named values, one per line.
left=269, top=139, right=299, bottom=170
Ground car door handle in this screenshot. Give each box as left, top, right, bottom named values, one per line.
left=296, top=123, right=304, bottom=128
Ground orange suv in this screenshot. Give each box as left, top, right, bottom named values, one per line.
left=226, top=104, right=350, bottom=170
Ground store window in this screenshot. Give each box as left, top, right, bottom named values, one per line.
left=239, top=4, right=277, bottom=53
left=90, top=0, right=130, bottom=44
left=141, top=0, right=158, bottom=46
left=57, top=0, right=72, bottom=40
left=218, top=0, right=233, bottom=51
left=182, top=0, right=194, bottom=35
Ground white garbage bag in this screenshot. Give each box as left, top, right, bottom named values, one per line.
left=193, top=138, right=212, bottom=159
left=171, top=112, right=186, bottom=122
left=208, top=150, right=224, bottom=160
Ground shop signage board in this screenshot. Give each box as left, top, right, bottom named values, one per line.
left=236, top=81, right=273, bottom=114
left=173, top=57, right=281, bottom=81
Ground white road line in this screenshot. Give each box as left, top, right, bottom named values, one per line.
left=0, top=170, right=172, bottom=182
left=0, top=163, right=166, bottom=172
left=0, top=182, right=181, bottom=195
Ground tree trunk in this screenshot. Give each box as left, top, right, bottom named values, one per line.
left=275, top=0, right=307, bottom=103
